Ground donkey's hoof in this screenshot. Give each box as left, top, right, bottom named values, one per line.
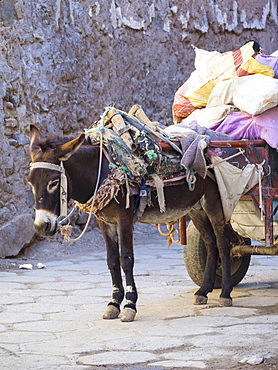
left=102, top=305, right=120, bottom=319
left=193, top=295, right=208, bottom=305
left=219, top=297, right=232, bottom=307
left=120, top=307, right=136, bottom=322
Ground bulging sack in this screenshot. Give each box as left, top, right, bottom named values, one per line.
left=232, top=74, right=278, bottom=115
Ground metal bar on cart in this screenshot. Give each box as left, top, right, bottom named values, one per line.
left=159, top=139, right=266, bottom=151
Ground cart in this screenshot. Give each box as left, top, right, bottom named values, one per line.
left=180, top=139, right=278, bottom=288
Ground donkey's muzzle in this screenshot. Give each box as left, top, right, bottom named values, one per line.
left=34, top=210, right=58, bottom=237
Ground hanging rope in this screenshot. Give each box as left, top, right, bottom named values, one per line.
left=157, top=222, right=180, bottom=247
left=257, top=162, right=265, bottom=221
left=60, top=133, right=104, bottom=242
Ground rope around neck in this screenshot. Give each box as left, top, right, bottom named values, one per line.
left=60, top=108, right=113, bottom=241
left=60, top=133, right=104, bottom=242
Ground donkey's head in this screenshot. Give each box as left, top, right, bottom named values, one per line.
left=27, top=124, right=85, bottom=237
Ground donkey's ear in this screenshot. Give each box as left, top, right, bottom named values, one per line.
left=54, top=133, right=86, bottom=161
left=30, top=124, right=42, bottom=147
left=30, top=125, right=43, bottom=161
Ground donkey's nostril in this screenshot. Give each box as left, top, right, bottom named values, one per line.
left=34, top=221, right=56, bottom=237
left=44, top=222, right=51, bottom=233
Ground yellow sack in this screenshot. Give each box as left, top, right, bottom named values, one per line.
left=172, top=42, right=274, bottom=123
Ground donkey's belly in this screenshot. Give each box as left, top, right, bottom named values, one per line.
left=137, top=182, right=203, bottom=224
left=138, top=205, right=193, bottom=224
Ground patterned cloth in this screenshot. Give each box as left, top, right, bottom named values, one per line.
left=75, top=171, right=124, bottom=214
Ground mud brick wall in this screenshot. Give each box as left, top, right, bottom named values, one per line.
left=0, top=0, right=277, bottom=256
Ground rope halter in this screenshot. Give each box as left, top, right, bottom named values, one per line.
left=29, top=161, right=68, bottom=218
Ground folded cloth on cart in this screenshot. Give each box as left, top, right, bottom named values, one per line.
left=164, top=123, right=232, bottom=179
left=172, top=42, right=274, bottom=123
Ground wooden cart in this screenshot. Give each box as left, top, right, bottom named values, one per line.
left=181, top=139, right=278, bottom=288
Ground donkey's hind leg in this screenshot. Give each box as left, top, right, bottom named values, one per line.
left=191, top=179, right=233, bottom=307
left=202, top=184, right=233, bottom=307
left=188, top=208, right=219, bottom=305
left=97, top=220, right=124, bottom=319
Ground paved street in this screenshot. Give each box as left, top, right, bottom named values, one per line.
left=0, top=225, right=278, bottom=369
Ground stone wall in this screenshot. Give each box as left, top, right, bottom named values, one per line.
left=0, top=0, right=277, bottom=257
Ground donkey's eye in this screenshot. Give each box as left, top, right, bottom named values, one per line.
left=47, top=179, right=59, bottom=193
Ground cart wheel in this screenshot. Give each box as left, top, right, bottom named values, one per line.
left=184, top=221, right=251, bottom=289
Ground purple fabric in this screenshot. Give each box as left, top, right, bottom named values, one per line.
left=210, top=106, right=278, bottom=148
left=256, top=54, right=278, bottom=78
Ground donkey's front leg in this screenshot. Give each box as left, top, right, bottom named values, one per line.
left=97, top=220, right=124, bottom=319
left=118, top=217, right=138, bottom=322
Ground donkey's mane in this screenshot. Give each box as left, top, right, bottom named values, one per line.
left=39, top=134, right=91, bottom=151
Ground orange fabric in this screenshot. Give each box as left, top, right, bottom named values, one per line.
left=232, top=49, right=243, bottom=74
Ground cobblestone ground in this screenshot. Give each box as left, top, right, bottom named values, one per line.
left=0, top=224, right=278, bottom=369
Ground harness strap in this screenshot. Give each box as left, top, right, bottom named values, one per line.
left=30, top=162, right=65, bottom=174
left=59, top=162, right=68, bottom=217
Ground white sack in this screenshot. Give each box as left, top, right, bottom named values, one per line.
left=232, top=74, right=278, bottom=115
left=210, top=156, right=261, bottom=221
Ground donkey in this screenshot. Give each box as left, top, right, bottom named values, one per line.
left=27, top=124, right=232, bottom=322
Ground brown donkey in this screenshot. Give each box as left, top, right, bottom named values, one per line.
left=27, top=124, right=232, bottom=322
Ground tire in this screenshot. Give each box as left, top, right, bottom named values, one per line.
left=184, top=221, right=251, bottom=289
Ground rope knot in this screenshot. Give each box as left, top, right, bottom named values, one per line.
left=60, top=225, right=72, bottom=241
